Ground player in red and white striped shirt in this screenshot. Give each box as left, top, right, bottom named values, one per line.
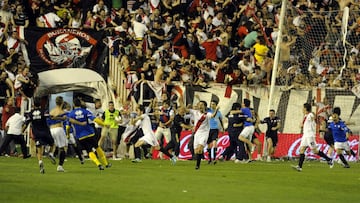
left=292, top=103, right=334, bottom=172
left=188, top=101, right=218, bottom=170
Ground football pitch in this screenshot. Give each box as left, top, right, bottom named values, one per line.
left=0, top=157, right=359, bottom=203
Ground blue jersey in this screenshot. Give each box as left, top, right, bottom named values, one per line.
left=327, top=120, right=349, bottom=142
left=47, top=117, right=63, bottom=126
left=208, top=108, right=222, bottom=129
left=67, top=107, right=96, bottom=140
left=47, top=112, right=67, bottom=126
left=241, top=107, right=252, bottom=127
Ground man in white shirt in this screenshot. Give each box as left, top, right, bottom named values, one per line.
left=238, top=54, right=254, bottom=77
left=212, top=11, right=224, bottom=27
left=292, top=103, right=334, bottom=172
left=162, top=16, right=173, bottom=36
left=6, top=31, right=23, bottom=54
left=92, top=0, right=109, bottom=15
left=135, top=7, right=150, bottom=25
left=36, top=12, right=62, bottom=28
left=132, top=105, right=177, bottom=164
left=114, top=21, right=134, bottom=36
left=188, top=101, right=218, bottom=170
left=0, top=107, right=30, bottom=158
left=132, top=15, right=148, bottom=41
left=202, top=3, right=214, bottom=21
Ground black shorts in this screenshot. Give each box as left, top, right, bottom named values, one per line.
left=95, top=128, right=102, bottom=142
left=79, top=135, right=98, bottom=152
left=35, top=133, right=55, bottom=147
left=207, top=129, right=219, bottom=144
left=170, top=129, right=181, bottom=143
left=129, top=129, right=143, bottom=145
left=324, top=131, right=334, bottom=146
left=117, top=126, right=126, bottom=145
left=266, top=133, right=278, bottom=147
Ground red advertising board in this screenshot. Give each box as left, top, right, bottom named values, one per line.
left=153, top=131, right=359, bottom=161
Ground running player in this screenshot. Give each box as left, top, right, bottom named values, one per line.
left=260, top=109, right=281, bottom=162
left=292, top=103, right=334, bottom=172
left=207, top=100, right=223, bottom=164
left=67, top=98, right=112, bottom=170
left=188, top=101, right=219, bottom=170
left=326, top=107, right=352, bottom=168
left=48, top=96, right=67, bottom=172
left=24, top=98, right=56, bottom=174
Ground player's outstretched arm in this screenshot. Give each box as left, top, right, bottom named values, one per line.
left=69, top=118, right=87, bottom=126
left=93, top=117, right=108, bottom=127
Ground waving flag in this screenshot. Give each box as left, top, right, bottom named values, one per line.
left=25, top=27, right=105, bottom=73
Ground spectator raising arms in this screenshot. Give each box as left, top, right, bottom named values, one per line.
left=11, top=5, right=29, bottom=28
left=68, top=10, right=82, bottom=29
left=36, top=12, right=62, bottom=28
left=83, top=10, right=95, bottom=29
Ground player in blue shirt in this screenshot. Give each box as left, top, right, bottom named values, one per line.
left=62, top=102, right=84, bottom=164
left=67, top=98, right=111, bottom=170
left=238, top=99, right=255, bottom=155
left=327, top=107, right=351, bottom=168
left=207, top=100, right=223, bottom=164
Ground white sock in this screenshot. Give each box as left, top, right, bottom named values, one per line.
left=39, top=160, right=43, bottom=165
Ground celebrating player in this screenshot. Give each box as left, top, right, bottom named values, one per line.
left=292, top=103, right=334, bottom=172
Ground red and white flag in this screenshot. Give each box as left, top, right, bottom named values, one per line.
left=149, top=0, right=160, bottom=13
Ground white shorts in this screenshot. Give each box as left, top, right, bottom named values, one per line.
left=334, top=141, right=350, bottom=151
left=155, top=126, right=171, bottom=143
left=67, top=133, right=76, bottom=145
left=50, top=127, right=67, bottom=148
left=300, top=136, right=317, bottom=150
left=139, top=132, right=159, bottom=147
left=194, top=132, right=209, bottom=149
left=240, top=125, right=255, bottom=140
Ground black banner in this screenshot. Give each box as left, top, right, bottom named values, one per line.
left=25, top=27, right=105, bottom=73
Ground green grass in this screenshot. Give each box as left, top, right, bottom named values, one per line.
left=0, top=157, right=359, bottom=203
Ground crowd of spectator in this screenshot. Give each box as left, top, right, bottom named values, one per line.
left=0, top=0, right=358, bottom=158
left=105, top=0, right=360, bottom=93
left=0, top=0, right=359, bottom=112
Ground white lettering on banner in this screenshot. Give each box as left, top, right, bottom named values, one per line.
left=47, top=29, right=91, bottom=41
left=179, top=134, right=192, bottom=159
left=288, top=139, right=329, bottom=159
left=178, top=133, right=229, bottom=159
left=216, top=135, right=229, bottom=159
left=287, top=138, right=302, bottom=158
left=176, top=131, right=358, bottom=160
left=287, top=138, right=359, bottom=161
left=346, top=139, right=359, bottom=161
